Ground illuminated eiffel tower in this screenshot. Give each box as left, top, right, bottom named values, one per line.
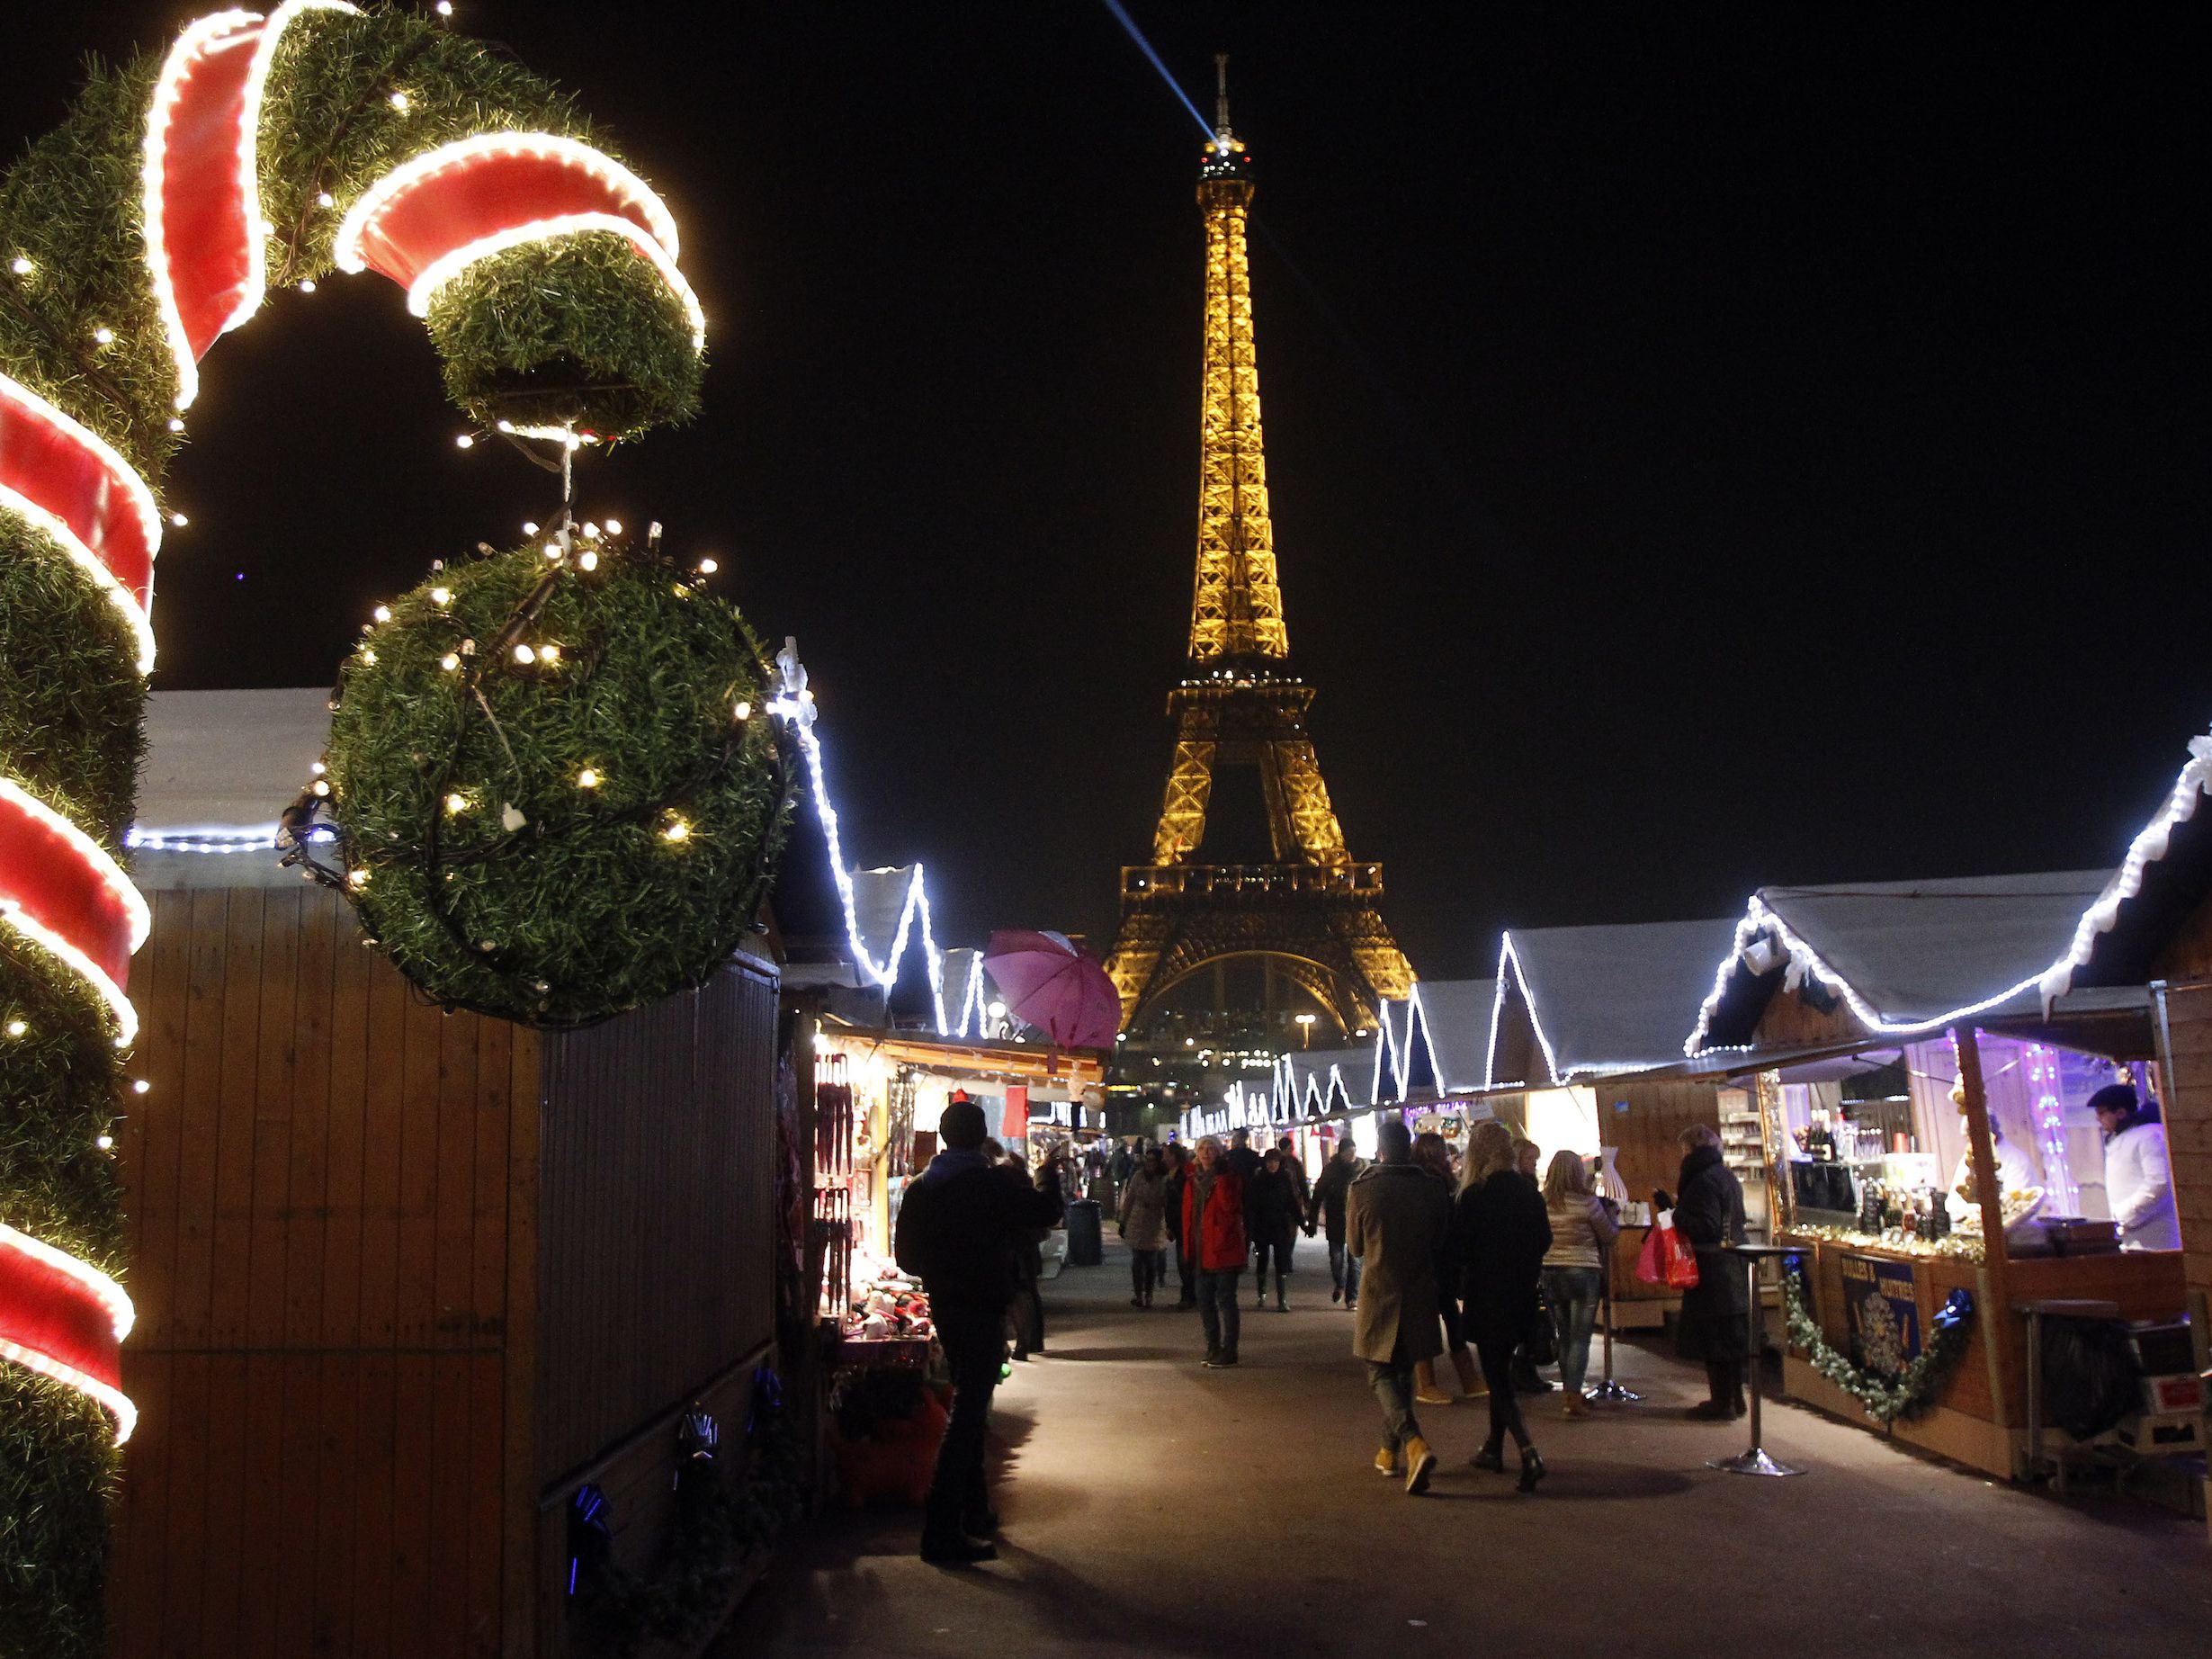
left=1104, top=60, right=1413, bottom=1048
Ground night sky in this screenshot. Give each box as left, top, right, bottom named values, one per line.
left=13, top=4, right=2210, bottom=980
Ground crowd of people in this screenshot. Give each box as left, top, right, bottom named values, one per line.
left=1112, top=1116, right=1748, bottom=1498
left=896, top=1101, right=1749, bottom=1562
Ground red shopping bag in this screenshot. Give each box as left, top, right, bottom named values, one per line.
left=1636, top=1213, right=1699, bottom=1289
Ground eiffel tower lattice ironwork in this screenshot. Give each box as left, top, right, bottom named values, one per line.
left=1104, top=60, right=1413, bottom=1040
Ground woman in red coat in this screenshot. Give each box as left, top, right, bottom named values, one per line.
left=1182, top=1135, right=1249, bottom=1368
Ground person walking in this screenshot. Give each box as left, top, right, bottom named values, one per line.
left=1542, top=1151, right=1619, bottom=1416
left=1456, top=1120, right=1552, bottom=1491
left=1003, top=1151, right=1060, bottom=1362
left=893, top=1097, right=1065, bottom=1565
left=1347, top=1118, right=1451, bottom=1494
left=1118, top=1144, right=1171, bottom=1306
left=1247, top=1146, right=1305, bottom=1311
left=1223, top=1126, right=1264, bottom=1179
left=1310, top=1136, right=1366, bottom=1308
left=1164, top=1142, right=1198, bottom=1308
left=1666, top=1122, right=1750, bottom=1419
left=1182, top=1135, right=1249, bottom=1367
left=1276, top=1134, right=1312, bottom=1214
left=1410, top=1130, right=1483, bottom=1404
left=1508, top=1136, right=1554, bottom=1394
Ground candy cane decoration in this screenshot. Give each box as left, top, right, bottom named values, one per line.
left=0, top=2, right=704, bottom=1444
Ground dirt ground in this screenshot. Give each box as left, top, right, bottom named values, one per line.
left=722, top=1238, right=2210, bottom=1658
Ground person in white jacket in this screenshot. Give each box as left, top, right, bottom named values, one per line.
left=2089, top=1082, right=2181, bottom=1251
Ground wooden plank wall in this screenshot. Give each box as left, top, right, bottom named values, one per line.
left=1601, top=1079, right=1724, bottom=1299
left=534, top=956, right=779, bottom=1488
left=111, top=884, right=538, bottom=1659
left=2154, top=979, right=2212, bottom=1321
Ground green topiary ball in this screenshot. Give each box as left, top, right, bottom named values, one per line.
left=315, top=529, right=788, bottom=1026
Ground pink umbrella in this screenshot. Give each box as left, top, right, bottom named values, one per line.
left=981, top=929, right=1122, bottom=1051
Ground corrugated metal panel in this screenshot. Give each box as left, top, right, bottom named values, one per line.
left=534, top=957, right=779, bottom=1486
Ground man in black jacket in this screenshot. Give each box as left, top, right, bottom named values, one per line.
left=894, top=1099, right=1063, bottom=1564
left=1310, top=1138, right=1366, bottom=1308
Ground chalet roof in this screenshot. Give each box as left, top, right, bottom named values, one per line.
left=1497, top=918, right=1743, bottom=1082
left=1374, top=978, right=1496, bottom=1101
left=136, top=687, right=329, bottom=836
left=1688, top=871, right=2111, bottom=1052
left=1275, top=1044, right=1372, bottom=1116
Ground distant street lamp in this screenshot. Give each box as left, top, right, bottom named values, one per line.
left=1295, top=1011, right=1317, bottom=1049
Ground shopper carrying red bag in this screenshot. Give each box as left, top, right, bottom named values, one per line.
left=1634, top=1211, right=1699, bottom=1289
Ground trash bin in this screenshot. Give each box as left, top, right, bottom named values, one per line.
left=1064, top=1198, right=1103, bottom=1267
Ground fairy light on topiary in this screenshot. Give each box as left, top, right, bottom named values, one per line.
left=288, top=524, right=788, bottom=1027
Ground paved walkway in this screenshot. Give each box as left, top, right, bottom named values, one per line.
left=728, top=1240, right=2209, bottom=1658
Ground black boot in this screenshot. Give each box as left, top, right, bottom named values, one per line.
left=1687, top=1360, right=1734, bottom=1420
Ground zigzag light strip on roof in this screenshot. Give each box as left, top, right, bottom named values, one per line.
left=2040, top=731, right=2212, bottom=1008
left=1370, top=982, right=1440, bottom=1103
left=1684, top=730, right=2212, bottom=1058
left=771, top=686, right=952, bottom=1032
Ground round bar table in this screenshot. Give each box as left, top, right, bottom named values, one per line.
left=1706, top=1242, right=1804, bottom=1477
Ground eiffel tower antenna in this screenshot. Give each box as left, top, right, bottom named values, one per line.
left=1104, top=81, right=1412, bottom=1048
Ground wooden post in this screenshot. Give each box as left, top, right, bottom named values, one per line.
left=1951, top=1026, right=2014, bottom=1426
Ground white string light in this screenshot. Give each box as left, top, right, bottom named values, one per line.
left=0, top=372, right=163, bottom=672
left=141, top=10, right=261, bottom=410
left=232, top=3, right=361, bottom=336
left=0, top=1222, right=136, bottom=1439
left=401, top=212, right=706, bottom=350
left=333, top=131, right=682, bottom=267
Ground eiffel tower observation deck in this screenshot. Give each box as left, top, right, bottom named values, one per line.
left=1105, top=60, right=1413, bottom=1076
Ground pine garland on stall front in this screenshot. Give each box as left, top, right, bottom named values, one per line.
left=1782, top=1269, right=1976, bottom=1428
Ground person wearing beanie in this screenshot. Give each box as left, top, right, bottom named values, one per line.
left=894, top=1097, right=1064, bottom=1565
left=2090, top=1082, right=2181, bottom=1251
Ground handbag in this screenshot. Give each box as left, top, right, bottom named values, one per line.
left=1526, top=1285, right=1559, bottom=1366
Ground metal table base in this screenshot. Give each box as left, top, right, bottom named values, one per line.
left=1707, top=1243, right=1804, bottom=1477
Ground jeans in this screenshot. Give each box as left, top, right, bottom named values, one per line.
left=926, top=1303, right=1005, bottom=1538
left=1131, top=1248, right=1166, bottom=1297
left=1544, top=1265, right=1603, bottom=1395
left=1173, top=1242, right=1196, bottom=1301
left=1329, top=1239, right=1363, bottom=1304
left=1367, top=1348, right=1422, bottom=1451
left=1476, top=1334, right=1531, bottom=1452
left=1254, top=1234, right=1294, bottom=1298
left=1196, top=1269, right=1242, bottom=1359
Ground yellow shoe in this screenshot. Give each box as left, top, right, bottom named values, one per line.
left=1375, top=1443, right=1403, bottom=1477
left=1404, top=1434, right=1437, bottom=1495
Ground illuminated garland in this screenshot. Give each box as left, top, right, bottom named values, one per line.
left=0, top=5, right=704, bottom=1645
left=1782, top=1265, right=1975, bottom=1427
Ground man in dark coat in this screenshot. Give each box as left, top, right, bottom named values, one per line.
left=1245, top=1148, right=1305, bottom=1311
left=894, top=1099, right=1063, bottom=1564
left=1223, top=1127, right=1264, bottom=1180
left=1310, top=1138, right=1366, bottom=1307
left=1163, top=1142, right=1197, bottom=1307
left=1664, top=1121, right=1749, bottom=1420
left=1347, top=1118, right=1451, bottom=1493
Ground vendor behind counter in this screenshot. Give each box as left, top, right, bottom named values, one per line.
left=2089, top=1083, right=2180, bottom=1251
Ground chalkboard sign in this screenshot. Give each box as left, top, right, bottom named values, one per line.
left=1840, top=1252, right=1921, bottom=1378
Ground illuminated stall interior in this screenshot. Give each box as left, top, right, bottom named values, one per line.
left=1477, top=919, right=1745, bottom=1323
left=1688, top=849, right=2199, bottom=1482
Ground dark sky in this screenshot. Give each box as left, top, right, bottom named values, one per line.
left=13, top=4, right=2211, bottom=979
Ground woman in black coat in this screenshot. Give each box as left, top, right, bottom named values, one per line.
left=1455, top=1121, right=1553, bottom=1490
left=1664, top=1122, right=1749, bottom=1419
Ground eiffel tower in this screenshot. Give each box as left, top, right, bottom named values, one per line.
left=1104, top=60, right=1413, bottom=1047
